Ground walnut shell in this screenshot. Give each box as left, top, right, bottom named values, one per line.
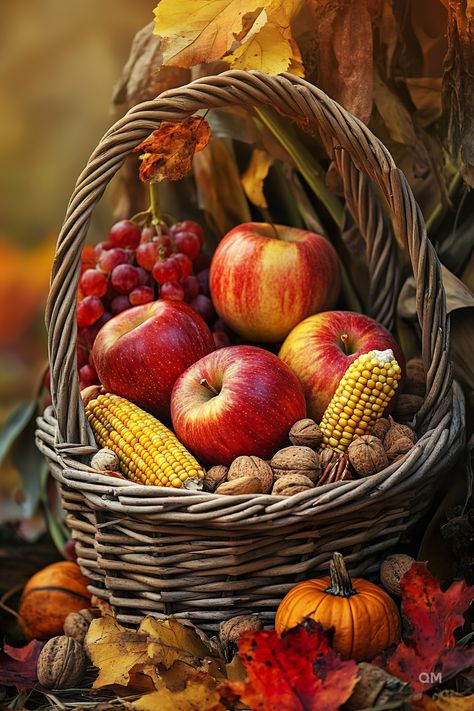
left=289, top=419, right=322, bottom=448
left=271, top=446, right=321, bottom=480
left=215, top=476, right=262, bottom=495
left=370, top=418, right=391, bottom=441
left=347, top=436, right=388, bottom=477
left=203, top=465, right=228, bottom=492
left=385, top=436, right=414, bottom=462
left=228, top=456, right=273, bottom=493
left=219, top=614, right=262, bottom=647
left=380, top=554, right=415, bottom=596
left=90, top=448, right=119, bottom=472
left=383, top=420, right=417, bottom=450
left=272, top=473, right=314, bottom=496
left=393, top=394, right=423, bottom=421
left=63, top=608, right=96, bottom=643
left=37, top=635, right=87, bottom=689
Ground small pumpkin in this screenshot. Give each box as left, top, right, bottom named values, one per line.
left=275, top=552, right=401, bottom=661
left=19, top=561, right=91, bottom=640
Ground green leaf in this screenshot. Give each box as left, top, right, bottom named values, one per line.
left=0, top=400, right=37, bottom=464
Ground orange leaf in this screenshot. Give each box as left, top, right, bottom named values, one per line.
left=219, top=618, right=358, bottom=711
left=134, top=116, right=211, bottom=183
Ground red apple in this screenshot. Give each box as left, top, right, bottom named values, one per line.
left=171, top=345, right=307, bottom=466
left=93, top=301, right=214, bottom=419
left=279, top=311, right=404, bottom=422
left=209, top=223, right=340, bottom=343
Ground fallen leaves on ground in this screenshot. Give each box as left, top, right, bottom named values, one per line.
left=86, top=615, right=224, bottom=692
left=411, top=691, right=474, bottom=710
left=132, top=671, right=225, bottom=711
left=219, top=617, right=358, bottom=711
left=0, top=640, right=43, bottom=692
left=134, top=116, right=211, bottom=183
left=375, top=562, right=474, bottom=692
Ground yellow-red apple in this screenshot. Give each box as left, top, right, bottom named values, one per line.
left=171, top=345, right=307, bottom=466
left=92, top=301, right=214, bottom=420
left=209, top=223, right=340, bottom=342
left=279, top=311, right=404, bottom=421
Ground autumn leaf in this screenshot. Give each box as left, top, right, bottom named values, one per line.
left=134, top=116, right=211, bottom=183
left=411, top=691, right=474, bottom=710
left=219, top=618, right=358, bottom=711
left=241, top=148, right=273, bottom=209
left=375, top=562, right=474, bottom=692
left=0, top=640, right=44, bottom=692
left=153, top=0, right=304, bottom=76
left=132, top=671, right=225, bottom=711
left=86, top=615, right=223, bottom=691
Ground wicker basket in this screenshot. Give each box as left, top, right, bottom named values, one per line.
left=36, top=71, right=465, bottom=631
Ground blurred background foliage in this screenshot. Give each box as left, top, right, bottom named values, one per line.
left=0, top=0, right=152, bottom=529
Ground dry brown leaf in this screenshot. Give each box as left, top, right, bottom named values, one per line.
left=443, top=0, right=474, bottom=186
left=112, top=21, right=189, bottom=108
left=405, top=77, right=443, bottom=127
left=134, top=116, right=211, bottom=183
left=193, top=138, right=251, bottom=236
left=241, top=148, right=273, bottom=208
left=309, top=0, right=374, bottom=123
left=132, top=671, right=225, bottom=711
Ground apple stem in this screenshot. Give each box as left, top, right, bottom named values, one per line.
left=340, top=333, right=350, bottom=355
left=200, top=378, right=219, bottom=396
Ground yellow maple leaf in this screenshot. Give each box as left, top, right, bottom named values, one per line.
left=132, top=671, right=225, bottom=711
left=141, top=617, right=213, bottom=669
left=153, top=0, right=304, bottom=76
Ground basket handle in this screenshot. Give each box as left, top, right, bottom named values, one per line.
left=46, top=70, right=452, bottom=450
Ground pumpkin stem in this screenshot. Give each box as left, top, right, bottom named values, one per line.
left=325, top=552, right=357, bottom=597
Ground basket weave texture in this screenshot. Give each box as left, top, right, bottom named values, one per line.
left=36, top=71, right=465, bottom=631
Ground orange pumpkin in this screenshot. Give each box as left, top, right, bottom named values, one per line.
left=19, top=561, right=91, bottom=640
left=275, top=552, right=401, bottom=661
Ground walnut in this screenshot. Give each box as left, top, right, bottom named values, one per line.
left=383, top=419, right=417, bottom=450
left=347, top=436, right=388, bottom=477
left=215, top=476, right=262, bottom=495
left=289, top=419, right=322, bottom=448
left=271, top=446, right=321, bottom=482
left=63, top=608, right=97, bottom=643
left=228, top=456, right=273, bottom=493
left=371, top=418, right=391, bottom=441
left=36, top=636, right=87, bottom=689
left=380, top=554, right=415, bottom=596
left=403, top=356, right=426, bottom=397
left=219, top=614, right=262, bottom=647
left=385, top=436, right=414, bottom=462
left=393, top=394, right=423, bottom=422
left=90, top=448, right=119, bottom=472
left=203, top=465, right=228, bottom=492
left=272, top=473, right=314, bottom=496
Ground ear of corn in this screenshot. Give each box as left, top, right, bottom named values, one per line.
left=320, top=349, right=402, bottom=451
left=86, top=393, right=205, bottom=488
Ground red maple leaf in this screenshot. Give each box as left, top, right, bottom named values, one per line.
left=219, top=618, right=358, bottom=711
left=375, top=562, right=474, bottom=692
left=0, top=640, right=44, bottom=692
left=134, top=115, right=211, bottom=183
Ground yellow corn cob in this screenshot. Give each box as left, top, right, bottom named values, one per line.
left=86, top=393, right=205, bottom=488
left=320, top=349, right=401, bottom=451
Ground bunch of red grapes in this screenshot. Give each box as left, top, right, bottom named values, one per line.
left=77, top=218, right=232, bottom=390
